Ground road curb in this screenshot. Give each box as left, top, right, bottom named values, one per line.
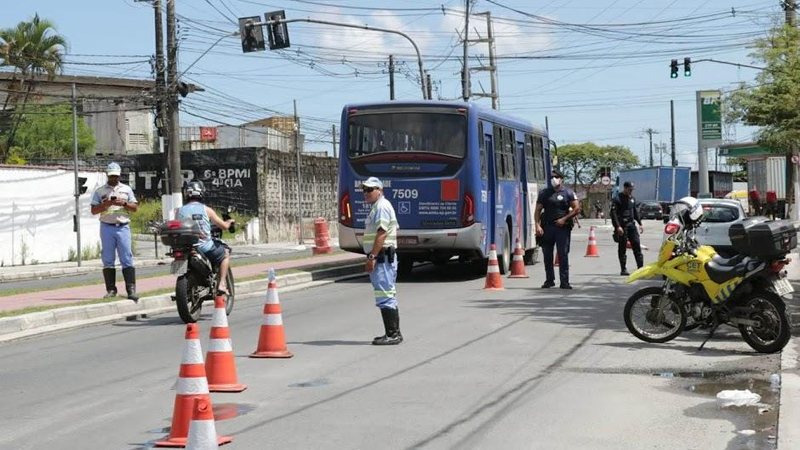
left=0, top=263, right=365, bottom=343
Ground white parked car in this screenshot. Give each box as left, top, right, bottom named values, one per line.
left=664, top=198, right=747, bottom=257
left=696, top=199, right=747, bottom=256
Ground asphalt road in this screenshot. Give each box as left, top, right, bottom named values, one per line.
left=0, top=226, right=782, bottom=449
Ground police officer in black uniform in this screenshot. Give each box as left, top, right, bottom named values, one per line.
left=535, top=169, right=581, bottom=289
left=611, top=181, right=644, bottom=276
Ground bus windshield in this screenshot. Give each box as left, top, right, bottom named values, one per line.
left=347, top=111, right=466, bottom=159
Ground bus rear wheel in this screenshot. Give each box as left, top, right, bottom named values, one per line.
left=398, top=258, right=414, bottom=277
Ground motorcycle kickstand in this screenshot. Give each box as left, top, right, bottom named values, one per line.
left=698, top=320, right=720, bottom=351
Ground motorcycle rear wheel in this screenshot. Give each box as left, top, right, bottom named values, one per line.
left=175, top=275, right=203, bottom=323
left=624, top=286, right=686, bottom=343
left=738, top=291, right=790, bottom=354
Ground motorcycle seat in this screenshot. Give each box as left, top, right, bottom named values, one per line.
left=710, top=253, right=746, bottom=266
left=705, top=255, right=749, bottom=284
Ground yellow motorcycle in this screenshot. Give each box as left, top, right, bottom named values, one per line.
left=623, top=197, right=796, bottom=353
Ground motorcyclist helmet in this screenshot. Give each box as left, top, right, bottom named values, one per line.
left=671, top=196, right=703, bottom=226
left=184, top=180, right=205, bottom=201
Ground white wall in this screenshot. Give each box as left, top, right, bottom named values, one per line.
left=0, top=167, right=105, bottom=266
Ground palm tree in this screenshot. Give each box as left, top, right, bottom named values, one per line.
left=0, top=14, right=67, bottom=161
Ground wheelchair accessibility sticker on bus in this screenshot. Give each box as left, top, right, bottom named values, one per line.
left=398, top=201, right=411, bottom=214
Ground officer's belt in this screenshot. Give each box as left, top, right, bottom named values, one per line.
left=375, top=246, right=396, bottom=263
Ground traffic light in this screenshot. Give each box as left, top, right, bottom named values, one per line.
left=683, top=57, right=691, bottom=77
left=238, top=16, right=266, bottom=53
left=670, top=59, right=679, bottom=78
left=265, top=10, right=290, bottom=50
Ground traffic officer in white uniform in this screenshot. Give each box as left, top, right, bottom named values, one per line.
left=90, top=162, right=139, bottom=300
left=362, top=176, right=402, bottom=345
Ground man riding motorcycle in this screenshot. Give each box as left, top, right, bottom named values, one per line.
left=176, top=181, right=235, bottom=295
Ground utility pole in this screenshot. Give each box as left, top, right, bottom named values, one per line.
left=71, top=83, right=81, bottom=267
left=166, top=0, right=182, bottom=217
left=426, top=72, right=433, bottom=100
left=331, top=124, right=337, bottom=158
left=470, top=12, right=500, bottom=109
left=784, top=0, right=797, bottom=26
left=658, top=143, right=666, bottom=166
left=461, top=0, right=470, bottom=101
left=644, top=128, right=658, bottom=167
left=388, top=55, right=395, bottom=100
left=152, top=0, right=169, bottom=215
left=670, top=100, right=677, bottom=167
left=294, top=99, right=302, bottom=245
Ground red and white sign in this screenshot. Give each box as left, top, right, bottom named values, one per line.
left=199, top=127, right=217, bottom=142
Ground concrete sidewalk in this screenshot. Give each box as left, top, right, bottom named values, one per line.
left=0, top=243, right=366, bottom=342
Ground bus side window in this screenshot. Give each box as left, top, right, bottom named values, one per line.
left=494, top=125, right=503, bottom=179
left=525, top=134, right=535, bottom=181
left=534, top=136, right=545, bottom=180
left=479, top=122, right=488, bottom=180
left=505, top=128, right=515, bottom=179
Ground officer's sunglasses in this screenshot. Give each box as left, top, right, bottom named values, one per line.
left=362, top=187, right=377, bottom=193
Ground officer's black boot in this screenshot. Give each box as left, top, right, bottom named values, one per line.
left=373, top=308, right=403, bottom=345
left=373, top=308, right=392, bottom=344
left=102, top=268, right=117, bottom=298
left=634, top=250, right=644, bottom=270
left=122, top=267, right=139, bottom=302
left=620, top=254, right=629, bottom=276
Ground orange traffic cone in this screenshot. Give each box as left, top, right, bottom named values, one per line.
left=250, top=269, right=294, bottom=358
left=484, top=244, right=504, bottom=290
left=206, top=296, right=247, bottom=393
left=185, top=397, right=232, bottom=449
left=508, top=239, right=529, bottom=278
left=584, top=226, right=600, bottom=257
left=155, top=324, right=232, bottom=448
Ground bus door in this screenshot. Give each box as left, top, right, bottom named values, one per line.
left=520, top=134, right=533, bottom=249
left=484, top=123, right=498, bottom=252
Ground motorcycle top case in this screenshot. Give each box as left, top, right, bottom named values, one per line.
left=160, top=219, right=202, bottom=247
left=728, top=217, right=798, bottom=257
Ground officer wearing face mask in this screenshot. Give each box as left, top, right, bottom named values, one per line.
left=611, top=181, right=644, bottom=276
left=535, top=169, right=581, bottom=289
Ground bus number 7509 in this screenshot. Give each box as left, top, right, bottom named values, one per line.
left=392, top=189, right=419, bottom=199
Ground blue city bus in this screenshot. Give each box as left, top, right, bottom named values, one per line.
left=337, top=100, right=554, bottom=275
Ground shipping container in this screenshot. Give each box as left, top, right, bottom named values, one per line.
left=690, top=170, right=734, bottom=198
left=617, top=166, right=691, bottom=206
left=747, top=156, right=786, bottom=200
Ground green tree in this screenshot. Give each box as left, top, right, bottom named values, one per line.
left=0, top=14, right=67, bottom=160
left=9, top=103, right=95, bottom=163
left=726, top=25, right=800, bottom=152
left=557, top=142, right=639, bottom=191
left=726, top=23, right=800, bottom=214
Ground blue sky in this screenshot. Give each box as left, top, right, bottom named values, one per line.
left=3, top=0, right=784, bottom=167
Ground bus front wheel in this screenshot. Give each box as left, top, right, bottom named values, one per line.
left=498, top=231, right=511, bottom=275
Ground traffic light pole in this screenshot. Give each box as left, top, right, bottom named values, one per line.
left=250, top=17, right=429, bottom=100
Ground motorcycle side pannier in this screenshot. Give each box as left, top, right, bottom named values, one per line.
left=729, top=218, right=798, bottom=257
left=160, top=219, right=202, bottom=247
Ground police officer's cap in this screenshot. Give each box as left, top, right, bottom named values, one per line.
left=623, top=181, right=635, bottom=188
left=551, top=169, right=565, bottom=179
